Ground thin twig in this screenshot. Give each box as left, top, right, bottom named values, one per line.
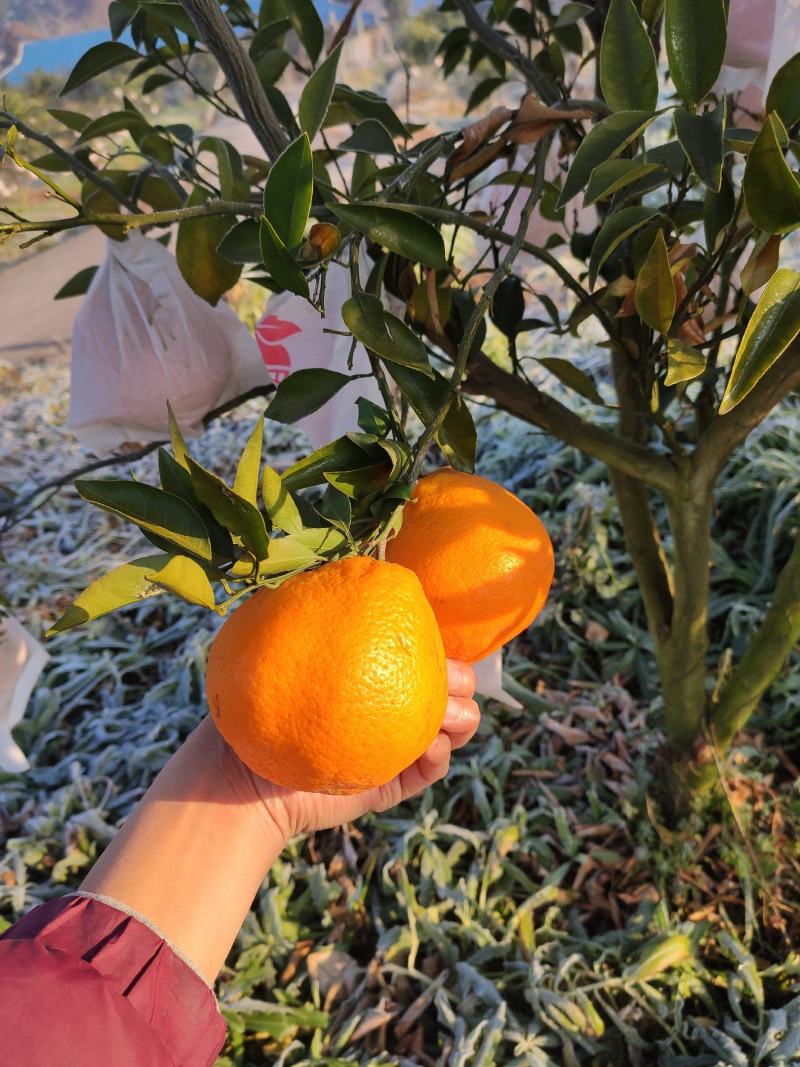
left=0, top=111, right=140, bottom=213
left=328, top=0, right=366, bottom=54
left=0, top=385, right=274, bottom=536
left=408, top=142, right=549, bottom=482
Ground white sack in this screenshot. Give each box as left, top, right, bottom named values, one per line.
left=68, top=232, right=270, bottom=454
left=0, top=614, right=48, bottom=773
left=256, top=261, right=382, bottom=450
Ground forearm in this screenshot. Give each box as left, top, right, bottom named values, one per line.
left=81, top=716, right=287, bottom=983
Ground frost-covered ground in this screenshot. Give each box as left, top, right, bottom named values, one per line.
left=2, top=352, right=800, bottom=1066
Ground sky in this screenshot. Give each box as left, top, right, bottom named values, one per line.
left=3, top=1, right=353, bottom=83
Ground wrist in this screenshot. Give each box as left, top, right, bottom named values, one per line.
left=192, top=715, right=293, bottom=848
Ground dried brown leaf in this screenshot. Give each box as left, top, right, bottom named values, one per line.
left=448, top=138, right=508, bottom=183
left=507, top=95, right=594, bottom=146
left=449, top=105, right=513, bottom=165
left=542, top=715, right=592, bottom=746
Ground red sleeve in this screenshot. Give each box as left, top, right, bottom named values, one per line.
left=0, top=893, right=226, bottom=1067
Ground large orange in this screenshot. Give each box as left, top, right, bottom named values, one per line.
left=206, top=556, right=448, bottom=794
left=386, top=469, right=554, bottom=663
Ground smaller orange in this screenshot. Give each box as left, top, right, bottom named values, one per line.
left=386, top=469, right=554, bottom=663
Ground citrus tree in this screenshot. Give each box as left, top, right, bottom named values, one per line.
left=2, top=0, right=800, bottom=796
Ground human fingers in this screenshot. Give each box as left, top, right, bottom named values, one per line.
left=441, top=696, right=480, bottom=750
left=447, top=659, right=476, bottom=698
left=391, top=732, right=452, bottom=804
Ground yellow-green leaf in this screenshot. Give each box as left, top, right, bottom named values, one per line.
left=299, top=41, right=343, bottom=139
left=262, top=465, right=303, bottom=534
left=233, top=414, right=265, bottom=506
left=743, top=113, right=800, bottom=235
left=740, top=233, right=781, bottom=295
left=146, top=555, right=216, bottom=608
left=720, top=268, right=800, bottom=413
left=47, top=554, right=169, bottom=636
left=664, top=340, right=705, bottom=385
left=635, top=230, right=675, bottom=334
left=176, top=188, right=241, bottom=305
left=627, top=933, right=693, bottom=981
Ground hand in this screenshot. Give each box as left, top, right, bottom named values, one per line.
left=212, top=659, right=480, bottom=842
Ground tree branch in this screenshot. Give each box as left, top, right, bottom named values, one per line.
left=410, top=144, right=547, bottom=482
left=0, top=385, right=274, bottom=536
left=694, top=342, right=800, bottom=486
left=609, top=347, right=674, bottom=641
left=452, top=0, right=561, bottom=104
left=710, top=531, right=800, bottom=747
left=0, top=199, right=258, bottom=238
left=407, top=204, right=620, bottom=342
left=462, top=351, right=679, bottom=493
left=179, top=0, right=289, bottom=160
left=0, top=111, right=140, bottom=213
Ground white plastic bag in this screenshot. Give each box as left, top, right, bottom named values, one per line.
left=0, top=614, right=48, bottom=773
left=68, top=232, right=270, bottom=455
left=717, top=0, right=800, bottom=121
left=256, top=261, right=381, bottom=450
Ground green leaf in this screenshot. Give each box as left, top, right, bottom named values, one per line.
left=176, top=188, right=241, bottom=305
left=703, top=171, right=736, bottom=251
left=386, top=363, right=477, bottom=471
left=664, top=0, right=727, bottom=107
left=537, top=357, right=604, bottom=404
left=674, top=99, right=726, bottom=191
left=285, top=0, right=323, bottom=62
left=559, top=111, right=658, bottom=207
left=740, top=233, right=781, bottom=295
left=47, top=108, right=90, bottom=132
left=329, top=203, right=447, bottom=269
left=589, top=206, right=659, bottom=286
left=146, top=555, right=216, bottom=608
left=197, top=136, right=244, bottom=201
left=328, top=86, right=409, bottom=139
left=47, top=554, right=169, bottom=636
left=766, top=53, right=800, bottom=129
left=266, top=368, right=351, bottom=423
left=233, top=415, right=264, bottom=505
left=600, top=0, right=658, bottom=112
left=719, top=269, right=800, bottom=413
left=342, top=293, right=433, bottom=376
left=743, top=113, right=800, bottom=235
left=490, top=275, right=525, bottom=338
left=664, top=339, right=706, bottom=385
left=217, top=219, right=261, bottom=264
left=299, top=40, right=343, bottom=139
left=324, top=463, right=391, bottom=499
left=250, top=18, right=291, bottom=59
left=157, top=450, right=235, bottom=561
left=466, top=77, right=505, bottom=114
left=635, top=230, right=675, bottom=334
left=75, top=110, right=149, bottom=144
left=584, top=158, right=663, bottom=206
left=61, top=42, right=141, bottom=95
left=54, top=266, right=98, bottom=300
left=555, top=3, right=592, bottom=27
left=185, top=458, right=269, bottom=560
left=339, top=119, right=399, bottom=155
left=264, top=133, right=313, bottom=249
left=259, top=216, right=310, bottom=298
left=282, top=437, right=384, bottom=490
left=253, top=530, right=345, bottom=577
left=76, top=480, right=212, bottom=560
left=261, top=466, right=303, bottom=534
left=356, top=397, right=392, bottom=436
left=166, top=401, right=190, bottom=470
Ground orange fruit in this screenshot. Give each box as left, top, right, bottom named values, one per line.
left=206, top=556, right=448, bottom=794
left=386, top=469, right=554, bottom=663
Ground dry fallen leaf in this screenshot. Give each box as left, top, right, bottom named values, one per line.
left=542, top=715, right=592, bottom=746
left=449, top=105, right=513, bottom=165
left=507, top=94, right=594, bottom=146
